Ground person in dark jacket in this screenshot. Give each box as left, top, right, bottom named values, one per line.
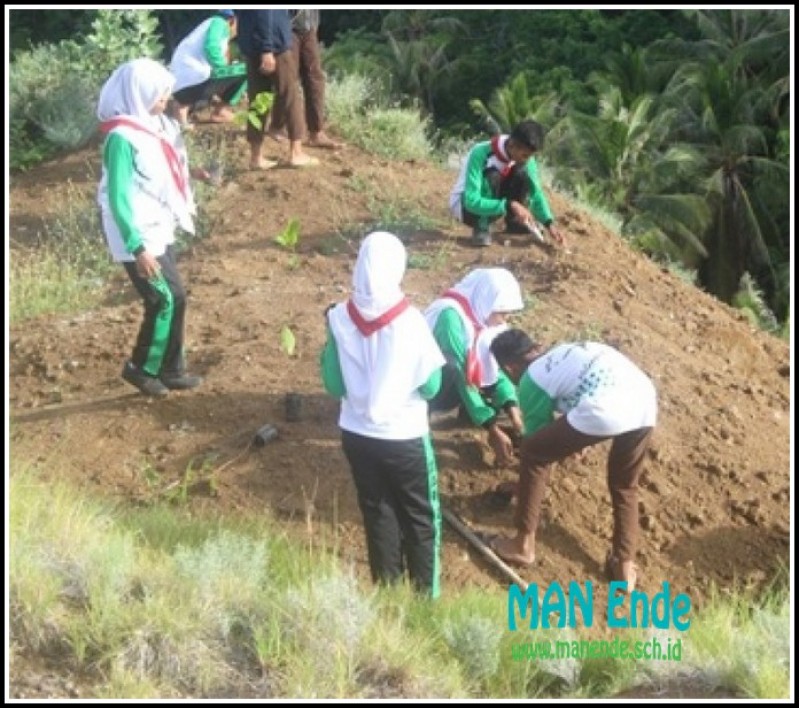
left=236, top=9, right=318, bottom=169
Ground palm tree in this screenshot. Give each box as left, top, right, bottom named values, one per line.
left=663, top=59, right=787, bottom=304
left=384, top=34, right=458, bottom=117
left=624, top=10, right=789, bottom=317
left=468, top=72, right=562, bottom=135
left=380, top=10, right=465, bottom=42
left=381, top=12, right=465, bottom=117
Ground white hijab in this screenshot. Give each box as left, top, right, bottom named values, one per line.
left=97, top=57, right=175, bottom=130
left=424, top=268, right=523, bottom=386
left=425, top=267, right=524, bottom=336
left=328, top=232, right=445, bottom=425
left=97, top=58, right=193, bottom=232
left=350, top=230, right=406, bottom=319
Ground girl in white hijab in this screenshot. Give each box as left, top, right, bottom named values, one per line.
left=321, top=231, right=446, bottom=597
left=424, top=267, right=525, bottom=466
left=97, top=58, right=202, bottom=397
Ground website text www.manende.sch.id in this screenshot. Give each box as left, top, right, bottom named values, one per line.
left=511, top=636, right=683, bottom=662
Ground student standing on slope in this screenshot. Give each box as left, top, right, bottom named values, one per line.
left=97, top=58, right=203, bottom=397
left=321, top=231, right=446, bottom=597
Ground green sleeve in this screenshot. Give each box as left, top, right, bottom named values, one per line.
left=488, top=370, right=518, bottom=409
left=320, top=326, right=346, bottom=398
left=417, top=367, right=442, bottom=400
left=462, top=143, right=508, bottom=218
left=432, top=308, right=498, bottom=427
left=204, top=17, right=230, bottom=71
left=103, top=133, right=143, bottom=255
left=525, top=158, right=554, bottom=225
left=518, top=371, right=555, bottom=435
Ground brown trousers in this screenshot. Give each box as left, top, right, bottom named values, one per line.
left=516, top=416, right=653, bottom=562
left=268, top=28, right=327, bottom=135
left=245, top=49, right=304, bottom=146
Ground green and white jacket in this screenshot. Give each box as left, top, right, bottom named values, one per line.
left=448, top=138, right=554, bottom=224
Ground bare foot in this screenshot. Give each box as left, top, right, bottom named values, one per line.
left=491, top=536, right=536, bottom=567
left=307, top=133, right=342, bottom=149
left=210, top=108, right=235, bottom=123
left=287, top=154, right=319, bottom=168
left=605, top=553, right=638, bottom=593
left=249, top=159, right=279, bottom=171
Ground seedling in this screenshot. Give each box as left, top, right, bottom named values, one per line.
left=280, top=324, right=297, bottom=357
left=275, top=217, right=300, bottom=251
left=234, top=91, right=275, bottom=131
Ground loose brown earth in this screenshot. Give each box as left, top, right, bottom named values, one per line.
left=7, top=118, right=792, bottom=698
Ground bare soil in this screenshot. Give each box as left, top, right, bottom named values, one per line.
left=7, top=118, right=792, bottom=698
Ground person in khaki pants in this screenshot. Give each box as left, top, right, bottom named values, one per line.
left=489, top=329, right=657, bottom=593
left=235, top=9, right=318, bottom=168
left=267, top=9, right=341, bottom=148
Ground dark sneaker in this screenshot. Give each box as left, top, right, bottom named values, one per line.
left=160, top=372, right=203, bottom=390
left=471, top=229, right=492, bottom=247
left=122, top=361, right=169, bottom=397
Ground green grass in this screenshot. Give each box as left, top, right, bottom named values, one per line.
left=9, top=182, right=115, bottom=323
left=326, top=74, right=433, bottom=161
left=9, top=459, right=790, bottom=699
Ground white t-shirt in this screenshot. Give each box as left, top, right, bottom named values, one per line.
left=520, top=342, right=657, bottom=436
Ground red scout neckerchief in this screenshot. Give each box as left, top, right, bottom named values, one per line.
left=490, top=135, right=515, bottom=177
left=347, top=298, right=410, bottom=336
left=442, top=289, right=483, bottom=387
left=100, top=117, right=188, bottom=201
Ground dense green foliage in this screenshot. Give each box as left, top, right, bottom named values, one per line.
left=8, top=9, right=790, bottom=329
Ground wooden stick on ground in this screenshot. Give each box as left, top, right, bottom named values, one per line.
left=441, top=507, right=529, bottom=591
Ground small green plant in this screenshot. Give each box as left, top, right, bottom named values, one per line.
left=280, top=325, right=297, bottom=357
left=139, top=463, right=162, bottom=491
left=275, top=218, right=301, bottom=268
left=162, top=455, right=219, bottom=506
left=275, top=217, right=300, bottom=251
left=235, top=91, right=275, bottom=131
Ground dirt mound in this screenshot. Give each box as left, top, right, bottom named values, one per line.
left=8, top=122, right=791, bottom=631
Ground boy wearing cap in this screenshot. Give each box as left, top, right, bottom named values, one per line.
left=489, top=329, right=657, bottom=592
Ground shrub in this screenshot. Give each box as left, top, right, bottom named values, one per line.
left=10, top=10, right=162, bottom=170
left=326, top=74, right=433, bottom=161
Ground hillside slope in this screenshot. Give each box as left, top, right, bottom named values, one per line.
left=9, top=123, right=792, bottom=625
